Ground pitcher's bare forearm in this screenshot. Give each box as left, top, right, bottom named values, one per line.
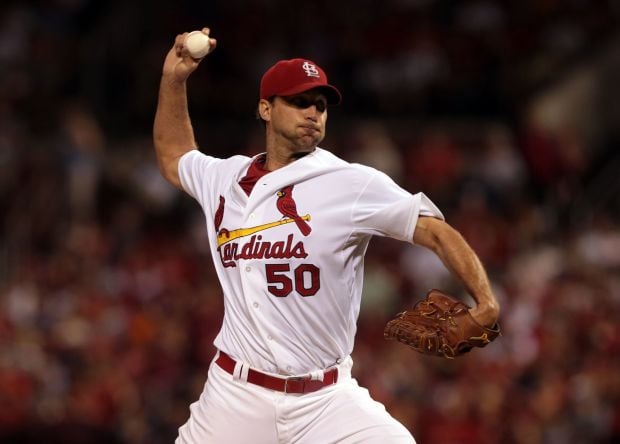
left=413, top=216, right=500, bottom=327
left=153, top=77, right=197, bottom=188
left=153, top=28, right=217, bottom=189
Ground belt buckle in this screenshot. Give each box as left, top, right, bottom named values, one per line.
left=284, top=376, right=305, bottom=393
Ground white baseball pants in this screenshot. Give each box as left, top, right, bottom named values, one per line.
left=175, top=353, right=415, bottom=444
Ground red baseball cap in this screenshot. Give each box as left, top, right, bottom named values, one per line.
left=260, top=58, right=342, bottom=105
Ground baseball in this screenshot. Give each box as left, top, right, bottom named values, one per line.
left=184, top=31, right=210, bottom=59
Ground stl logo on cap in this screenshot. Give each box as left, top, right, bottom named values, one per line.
left=302, top=61, right=320, bottom=78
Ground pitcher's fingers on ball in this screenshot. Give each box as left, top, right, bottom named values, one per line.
left=174, top=32, right=188, bottom=56
left=199, top=27, right=217, bottom=54
left=208, top=37, right=217, bottom=53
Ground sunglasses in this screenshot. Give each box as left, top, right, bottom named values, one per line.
left=281, top=96, right=328, bottom=113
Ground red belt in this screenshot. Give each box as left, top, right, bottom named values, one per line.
left=215, top=351, right=338, bottom=394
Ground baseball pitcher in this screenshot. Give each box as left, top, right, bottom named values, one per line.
left=153, top=28, right=500, bottom=444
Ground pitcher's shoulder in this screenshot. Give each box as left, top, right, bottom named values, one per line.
left=314, top=148, right=377, bottom=175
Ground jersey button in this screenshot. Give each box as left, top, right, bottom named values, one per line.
left=249, top=213, right=255, bottom=220
left=245, top=266, right=252, bottom=272
left=267, top=335, right=273, bottom=341
left=253, top=302, right=259, bottom=308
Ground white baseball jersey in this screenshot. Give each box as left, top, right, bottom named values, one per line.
left=178, top=147, right=443, bottom=376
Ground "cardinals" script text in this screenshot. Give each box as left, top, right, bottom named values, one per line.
left=218, top=234, right=308, bottom=268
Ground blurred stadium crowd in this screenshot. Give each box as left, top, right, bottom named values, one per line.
left=1, top=0, right=620, bottom=443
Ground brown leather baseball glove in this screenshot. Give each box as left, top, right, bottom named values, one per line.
left=384, top=289, right=501, bottom=358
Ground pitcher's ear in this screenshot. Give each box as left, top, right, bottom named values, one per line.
left=258, top=98, right=273, bottom=122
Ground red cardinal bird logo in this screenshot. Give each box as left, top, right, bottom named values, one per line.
left=214, top=195, right=230, bottom=239
left=276, top=185, right=311, bottom=236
